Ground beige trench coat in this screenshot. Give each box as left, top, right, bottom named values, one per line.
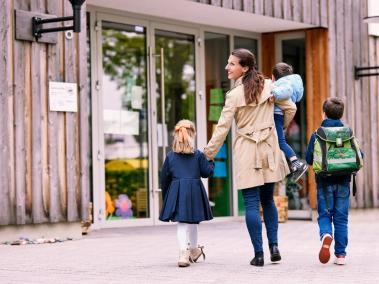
left=204, top=78, right=296, bottom=190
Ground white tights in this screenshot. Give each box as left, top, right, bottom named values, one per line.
left=177, top=222, right=198, bottom=250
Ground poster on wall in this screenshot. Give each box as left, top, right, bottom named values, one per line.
left=208, top=105, right=223, bottom=121
left=48, top=81, right=78, bottom=112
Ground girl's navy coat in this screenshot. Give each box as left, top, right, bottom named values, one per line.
left=159, top=150, right=214, bottom=223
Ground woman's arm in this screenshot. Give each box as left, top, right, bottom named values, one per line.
left=204, top=92, right=237, bottom=160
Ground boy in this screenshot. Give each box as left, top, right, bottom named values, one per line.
left=272, top=62, right=308, bottom=182
left=305, top=97, right=353, bottom=265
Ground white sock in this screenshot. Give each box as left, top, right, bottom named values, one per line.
left=188, top=224, right=198, bottom=249
left=177, top=223, right=188, bottom=250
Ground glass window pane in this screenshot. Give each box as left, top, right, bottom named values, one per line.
left=205, top=32, right=232, bottom=217
left=101, top=21, right=149, bottom=220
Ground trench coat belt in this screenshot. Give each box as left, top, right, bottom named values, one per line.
left=236, top=123, right=275, bottom=171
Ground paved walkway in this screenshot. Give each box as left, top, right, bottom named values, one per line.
left=1, top=209, right=378, bottom=284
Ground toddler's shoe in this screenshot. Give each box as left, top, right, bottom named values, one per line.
left=334, top=255, right=346, bottom=265
left=290, top=159, right=308, bottom=182
left=178, top=249, right=191, bottom=267
left=189, top=245, right=205, bottom=263
left=319, top=233, right=333, bottom=264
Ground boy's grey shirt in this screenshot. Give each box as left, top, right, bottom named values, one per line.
left=272, top=74, right=304, bottom=115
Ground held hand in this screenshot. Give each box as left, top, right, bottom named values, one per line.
left=268, top=95, right=275, bottom=103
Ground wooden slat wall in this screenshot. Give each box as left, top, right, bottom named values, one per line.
left=305, top=28, right=329, bottom=209
left=193, top=0, right=328, bottom=27
left=0, top=0, right=90, bottom=225
left=327, top=0, right=379, bottom=208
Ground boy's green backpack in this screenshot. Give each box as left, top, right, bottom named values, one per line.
left=312, top=126, right=363, bottom=183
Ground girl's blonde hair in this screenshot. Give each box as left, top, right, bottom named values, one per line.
left=172, top=120, right=196, bottom=154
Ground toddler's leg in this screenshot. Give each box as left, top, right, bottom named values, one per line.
left=188, top=224, right=198, bottom=249
left=274, top=114, right=296, bottom=159
left=177, top=222, right=189, bottom=250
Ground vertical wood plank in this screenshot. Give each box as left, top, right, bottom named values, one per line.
left=374, top=38, right=379, bottom=207
left=0, top=0, right=13, bottom=225
left=369, top=37, right=378, bottom=208
left=335, top=0, right=345, bottom=101
left=47, top=0, right=65, bottom=222
left=264, top=0, right=273, bottom=17
left=273, top=0, right=282, bottom=18
left=253, top=0, right=263, bottom=14
left=261, top=33, right=275, bottom=77
left=351, top=0, right=362, bottom=208
left=13, top=0, right=31, bottom=225
left=78, top=2, right=90, bottom=220
left=302, top=0, right=311, bottom=24
left=360, top=0, right=370, bottom=208
left=30, top=0, right=49, bottom=223
left=344, top=0, right=353, bottom=126
left=283, top=0, right=292, bottom=20
left=25, top=44, right=33, bottom=223
left=243, top=0, right=253, bottom=13
left=292, top=0, right=302, bottom=22
left=320, top=0, right=328, bottom=27
left=64, top=0, right=79, bottom=222
left=222, top=0, right=233, bottom=9
left=232, top=0, right=242, bottom=10
left=311, top=0, right=320, bottom=26
left=211, top=0, right=222, bottom=6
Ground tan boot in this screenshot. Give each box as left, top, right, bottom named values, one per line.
left=189, top=246, right=205, bottom=263
left=178, top=249, right=191, bottom=267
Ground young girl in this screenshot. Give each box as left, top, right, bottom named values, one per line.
left=159, top=119, right=214, bottom=268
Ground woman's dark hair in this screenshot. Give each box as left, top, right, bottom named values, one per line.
left=323, top=97, right=344, bottom=119
left=231, top=48, right=265, bottom=105
left=272, top=62, right=293, bottom=80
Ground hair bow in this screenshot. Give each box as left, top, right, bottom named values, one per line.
left=174, top=123, right=192, bottom=143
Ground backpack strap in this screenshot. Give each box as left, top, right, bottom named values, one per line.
left=352, top=173, right=357, bottom=196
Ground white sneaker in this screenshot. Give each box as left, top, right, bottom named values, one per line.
left=334, top=256, right=346, bottom=265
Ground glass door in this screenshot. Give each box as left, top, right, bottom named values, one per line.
left=92, top=14, right=200, bottom=226
left=150, top=25, right=198, bottom=219
left=94, top=17, right=152, bottom=226
left=275, top=32, right=311, bottom=219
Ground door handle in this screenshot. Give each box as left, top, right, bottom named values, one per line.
left=160, top=47, right=167, bottom=161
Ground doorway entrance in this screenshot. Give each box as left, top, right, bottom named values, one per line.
left=90, top=13, right=200, bottom=227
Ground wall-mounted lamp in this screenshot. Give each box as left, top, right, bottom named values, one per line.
left=363, top=16, right=379, bottom=23
left=33, top=0, right=85, bottom=40
left=354, top=15, right=379, bottom=80
left=15, top=0, right=85, bottom=44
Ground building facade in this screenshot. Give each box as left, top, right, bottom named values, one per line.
left=0, top=0, right=378, bottom=232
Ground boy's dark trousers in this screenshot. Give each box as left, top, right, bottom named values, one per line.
left=317, top=182, right=350, bottom=257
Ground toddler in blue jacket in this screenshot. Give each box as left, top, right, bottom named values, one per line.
left=272, top=62, right=308, bottom=182
left=159, top=119, right=214, bottom=268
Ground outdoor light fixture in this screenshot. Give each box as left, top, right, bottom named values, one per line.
left=363, top=16, right=379, bottom=23
left=354, top=15, right=379, bottom=79
left=32, top=0, right=85, bottom=40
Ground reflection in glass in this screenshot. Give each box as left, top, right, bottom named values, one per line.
left=205, top=32, right=232, bottom=217
left=281, top=38, right=308, bottom=211
left=101, top=21, right=149, bottom=220
left=234, top=36, right=258, bottom=64
left=155, top=30, right=197, bottom=210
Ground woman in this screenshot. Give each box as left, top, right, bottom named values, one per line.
left=204, top=49, right=296, bottom=266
